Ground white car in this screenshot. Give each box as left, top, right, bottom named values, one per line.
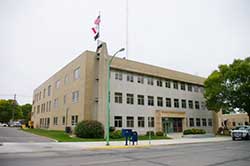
left=231, top=126, right=250, bottom=140
left=0, top=123, right=8, bottom=127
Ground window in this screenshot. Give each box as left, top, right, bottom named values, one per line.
left=148, top=117, right=154, bottom=127
left=202, top=119, right=207, bottom=126
left=208, top=119, right=213, bottom=126
left=181, top=99, right=187, bottom=108
left=180, top=82, right=186, bottom=91
left=138, top=117, right=145, bottom=127
left=39, top=91, right=41, bottom=100
left=188, top=100, right=193, bottom=109
left=157, top=97, right=163, bottom=107
left=147, top=77, right=154, bottom=85
left=55, top=80, right=61, bottom=89
left=126, top=116, right=134, bottom=127
left=194, top=85, right=199, bottom=92
left=187, top=84, right=192, bottom=92
left=137, top=76, right=144, bottom=84
left=137, top=95, right=144, bottom=105
left=126, top=93, right=134, bottom=104
left=43, top=88, right=46, bottom=98
left=71, top=115, right=78, bottom=126
left=166, top=98, right=171, bottom=107
left=196, top=118, right=201, bottom=126
left=148, top=96, right=154, bottom=106
left=48, top=101, right=51, bottom=112
left=114, top=116, right=122, bottom=127
left=189, top=118, right=194, bottom=127
left=64, top=75, right=69, bottom=84
left=64, top=95, right=67, bottom=104
left=46, top=102, right=48, bottom=112
left=53, top=98, right=58, bottom=108
left=48, top=85, right=51, bottom=96
left=157, top=80, right=162, bottom=87
left=72, top=91, right=79, bottom=103
left=201, top=102, right=206, bottom=110
left=195, top=101, right=200, bottom=109
left=53, top=117, right=58, bottom=125
left=174, top=99, right=179, bottom=108
left=115, top=72, right=122, bottom=80
left=37, top=105, right=40, bottom=114
left=165, top=80, right=171, bottom=88
left=74, top=67, right=80, bottom=80
left=114, top=92, right=122, bottom=103
left=127, top=74, right=134, bottom=82
left=200, top=87, right=204, bottom=93
left=173, top=81, right=178, bottom=89
left=62, top=116, right=65, bottom=125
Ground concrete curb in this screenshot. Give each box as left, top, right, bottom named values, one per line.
left=19, top=129, right=58, bottom=142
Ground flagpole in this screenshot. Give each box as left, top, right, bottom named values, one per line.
left=97, top=11, right=101, bottom=47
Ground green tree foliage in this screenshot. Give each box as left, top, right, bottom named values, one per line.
left=20, top=104, right=32, bottom=124
left=204, top=57, right=250, bottom=121
left=0, top=99, right=23, bottom=123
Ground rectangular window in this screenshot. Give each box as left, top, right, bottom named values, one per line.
left=74, top=67, right=80, bottom=80
left=53, top=98, right=58, bottom=108
left=43, top=88, right=46, bottom=98
left=46, top=102, right=48, bottom=112
left=48, top=101, right=51, bottom=112
left=53, top=117, right=58, bottom=125
left=114, top=92, right=123, bottom=103
left=148, top=117, right=154, bottom=127
left=166, top=98, right=171, bottom=107
left=55, top=80, right=61, bottom=89
left=195, top=101, right=200, bottom=109
left=157, top=97, right=163, bottom=107
left=200, top=87, right=204, bottom=93
left=188, top=100, right=193, bottom=109
left=64, top=95, right=67, bottom=104
left=137, top=76, right=144, bottom=84
left=174, top=99, right=179, bottom=108
left=194, top=85, right=199, bottom=92
left=201, top=101, right=206, bottom=110
left=71, top=115, right=78, bottom=126
left=196, top=118, right=201, bottom=127
left=126, top=93, right=134, bottom=104
left=64, top=75, right=69, bottom=84
left=115, top=72, right=122, bottom=80
left=72, top=91, right=79, bottom=103
left=187, top=84, right=192, bottom=92
left=48, top=85, right=51, bottom=96
left=202, top=118, right=207, bottom=126
left=189, top=118, right=194, bottom=127
left=165, top=80, right=171, bottom=88
left=114, top=116, right=122, bottom=127
left=147, top=77, right=154, bottom=85
left=137, top=95, right=144, bottom=105
left=138, top=117, right=145, bottom=128
left=37, top=105, right=40, bottom=114
left=181, top=99, right=187, bottom=108
left=173, top=81, right=178, bottom=89
left=127, top=74, right=134, bottom=82
left=157, top=80, right=162, bottom=87
left=126, top=116, right=134, bottom=127
left=208, top=119, right=213, bottom=126
left=148, top=96, right=154, bottom=106
left=180, top=82, right=186, bottom=91
left=62, top=116, right=65, bottom=125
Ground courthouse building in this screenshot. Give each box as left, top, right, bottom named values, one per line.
left=31, top=43, right=216, bottom=135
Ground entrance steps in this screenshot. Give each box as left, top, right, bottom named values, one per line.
left=167, top=132, right=183, bottom=139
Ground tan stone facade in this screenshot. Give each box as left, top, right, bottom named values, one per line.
left=218, top=111, right=249, bottom=129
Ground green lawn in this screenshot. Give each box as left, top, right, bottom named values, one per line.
left=21, top=128, right=170, bottom=142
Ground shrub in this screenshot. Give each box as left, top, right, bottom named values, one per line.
left=110, top=130, right=122, bottom=139
left=156, top=131, right=164, bottom=136
left=183, top=128, right=206, bottom=135
left=109, top=126, right=116, bottom=132
left=146, top=131, right=155, bottom=136
left=74, top=120, right=104, bottom=138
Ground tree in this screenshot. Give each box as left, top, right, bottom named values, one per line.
left=204, top=57, right=250, bottom=122
left=20, top=104, right=32, bottom=124
left=0, top=99, right=23, bottom=123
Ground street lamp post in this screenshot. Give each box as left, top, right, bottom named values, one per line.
left=106, top=48, right=125, bottom=146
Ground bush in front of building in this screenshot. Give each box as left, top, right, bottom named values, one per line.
left=183, top=128, right=206, bottom=135
left=110, top=130, right=122, bottom=139
left=145, top=131, right=155, bottom=136
left=156, top=131, right=164, bottom=136
left=74, top=120, right=104, bottom=138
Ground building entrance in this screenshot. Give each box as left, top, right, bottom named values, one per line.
left=162, top=118, right=183, bottom=134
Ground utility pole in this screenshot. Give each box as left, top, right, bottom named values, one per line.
left=12, top=94, right=16, bottom=122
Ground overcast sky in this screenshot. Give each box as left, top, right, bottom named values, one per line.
left=1, top=0, right=250, bottom=104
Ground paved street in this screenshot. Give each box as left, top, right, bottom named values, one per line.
left=0, top=127, right=53, bottom=143
left=0, top=140, right=249, bottom=166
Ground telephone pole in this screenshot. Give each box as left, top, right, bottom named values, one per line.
left=12, top=94, right=16, bottom=121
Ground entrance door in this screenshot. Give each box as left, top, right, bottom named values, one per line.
left=173, top=118, right=182, bottom=132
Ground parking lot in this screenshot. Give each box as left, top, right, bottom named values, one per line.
left=0, top=127, right=53, bottom=143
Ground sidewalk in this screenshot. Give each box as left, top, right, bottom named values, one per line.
left=0, top=136, right=231, bottom=154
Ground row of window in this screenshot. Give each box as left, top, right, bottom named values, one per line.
left=33, top=91, right=80, bottom=114
left=114, top=71, right=204, bottom=93
left=114, top=116, right=154, bottom=128
left=39, top=115, right=78, bottom=128
left=188, top=118, right=213, bottom=127
left=34, top=67, right=80, bottom=103
left=114, top=92, right=206, bottom=110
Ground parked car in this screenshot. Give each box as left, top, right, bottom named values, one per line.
left=231, top=126, right=250, bottom=140
left=0, top=123, right=8, bottom=127
left=9, top=122, right=22, bottom=127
